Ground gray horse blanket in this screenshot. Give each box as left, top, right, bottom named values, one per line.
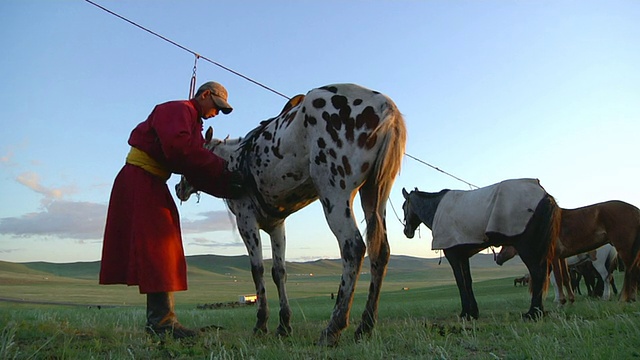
left=431, top=178, right=546, bottom=250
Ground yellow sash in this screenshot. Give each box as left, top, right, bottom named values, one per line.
left=126, top=147, right=171, bottom=181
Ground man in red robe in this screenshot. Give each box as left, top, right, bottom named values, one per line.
left=99, top=81, right=242, bottom=339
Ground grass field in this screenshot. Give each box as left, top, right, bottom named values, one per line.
left=1, top=255, right=639, bottom=359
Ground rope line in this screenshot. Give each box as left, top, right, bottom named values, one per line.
left=84, top=0, right=478, bottom=190
left=404, top=153, right=479, bottom=189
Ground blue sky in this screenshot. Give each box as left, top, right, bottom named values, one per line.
left=1, top=1, right=639, bottom=263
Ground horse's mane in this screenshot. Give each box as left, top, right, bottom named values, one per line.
left=236, top=94, right=306, bottom=177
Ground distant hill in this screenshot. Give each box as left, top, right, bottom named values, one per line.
left=0, top=253, right=526, bottom=281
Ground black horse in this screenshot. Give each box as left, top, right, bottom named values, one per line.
left=401, top=178, right=561, bottom=320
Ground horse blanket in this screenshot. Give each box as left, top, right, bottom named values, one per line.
left=431, top=178, right=546, bottom=250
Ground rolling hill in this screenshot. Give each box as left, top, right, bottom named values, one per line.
left=0, top=253, right=528, bottom=305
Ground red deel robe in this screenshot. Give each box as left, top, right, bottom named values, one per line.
left=99, top=99, right=234, bottom=294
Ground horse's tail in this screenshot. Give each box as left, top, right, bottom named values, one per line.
left=365, top=98, right=407, bottom=245
left=529, top=194, right=561, bottom=296
left=542, top=194, right=561, bottom=296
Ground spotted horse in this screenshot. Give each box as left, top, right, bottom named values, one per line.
left=176, top=83, right=407, bottom=346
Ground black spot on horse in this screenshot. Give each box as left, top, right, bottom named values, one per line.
left=304, top=114, right=317, bottom=126
left=320, top=85, right=339, bottom=93
left=330, top=163, right=338, bottom=176
left=331, top=95, right=348, bottom=111
left=356, top=106, right=380, bottom=130
left=321, top=197, right=334, bottom=214
left=313, top=98, right=326, bottom=108
left=342, top=156, right=352, bottom=176
left=271, top=143, right=283, bottom=159
left=357, top=133, right=369, bottom=148
left=329, top=113, right=342, bottom=130
left=315, top=150, right=327, bottom=165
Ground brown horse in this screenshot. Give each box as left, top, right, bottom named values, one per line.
left=402, top=178, right=561, bottom=320
left=514, top=274, right=530, bottom=286
left=497, top=200, right=640, bottom=303
left=513, top=274, right=529, bottom=286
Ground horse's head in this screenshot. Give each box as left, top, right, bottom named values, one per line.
left=175, top=127, right=241, bottom=202
left=175, top=175, right=197, bottom=202
left=495, top=245, right=518, bottom=266
left=402, top=187, right=421, bottom=238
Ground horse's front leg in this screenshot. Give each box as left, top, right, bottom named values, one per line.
left=236, top=211, right=269, bottom=334
left=445, top=246, right=478, bottom=320
left=317, top=205, right=366, bottom=346
left=268, top=223, right=292, bottom=336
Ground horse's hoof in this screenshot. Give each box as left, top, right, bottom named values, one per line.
left=459, top=313, right=478, bottom=321
left=522, top=309, right=545, bottom=321
left=317, top=329, right=340, bottom=347
left=559, top=299, right=567, bottom=305
left=253, top=326, right=268, bottom=336
left=275, top=325, right=292, bottom=337
left=354, top=325, right=372, bottom=342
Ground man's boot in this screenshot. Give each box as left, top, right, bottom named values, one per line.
left=145, top=292, right=197, bottom=339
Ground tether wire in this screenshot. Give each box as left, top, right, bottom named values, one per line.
left=84, top=0, right=290, bottom=100
left=84, top=0, right=478, bottom=191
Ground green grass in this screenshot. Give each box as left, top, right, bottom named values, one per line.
left=0, top=255, right=638, bottom=359
left=1, top=278, right=639, bottom=359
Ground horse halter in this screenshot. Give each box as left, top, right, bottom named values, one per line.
left=402, top=193, right=421, bottom=238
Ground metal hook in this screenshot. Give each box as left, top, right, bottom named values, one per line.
left=188, top=54, right=200, bottom=99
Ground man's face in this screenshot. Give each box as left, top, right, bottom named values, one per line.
left=201, top=91, right=220, bottom=119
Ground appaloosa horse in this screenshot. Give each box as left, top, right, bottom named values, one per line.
left=497, top=200, right=640, bottom=303
left=176, top=84, right=406, bottom=346
left=402, top=178, right=561, bottom=320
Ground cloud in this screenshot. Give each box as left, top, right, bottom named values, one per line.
left=15, top=172, right=76, bottom=199
left=181, top=210, right=236, bottom=233
left=0, top=151, right=13, bottom=165
left=0, top=202, right=236, bottom=241
left=0, top=200, right=107, bottom=240
left=188, top=236, right=245, bottom=248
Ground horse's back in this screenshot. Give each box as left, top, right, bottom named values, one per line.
left=431, top=178, right=547, bottom=249
left=303, top=83, right=406, bottom=187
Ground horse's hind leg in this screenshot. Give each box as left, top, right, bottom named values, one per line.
left=354, top=182, right=391, bottom=341
left=268, top=224, right=292, bottom=336
left=621, top=264, right=639, bottom=302
left=316, top=193, right=366, bottom=346
left=518, top=251, right=548, bottom=319
left=616, top=232, right=640, bottom=302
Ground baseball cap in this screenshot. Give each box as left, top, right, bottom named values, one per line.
left=197, top=81, right=233, bottom=114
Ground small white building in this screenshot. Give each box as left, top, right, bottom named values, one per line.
left=238, top=294, right=258, bottom=304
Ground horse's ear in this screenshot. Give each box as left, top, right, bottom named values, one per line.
left=205, top=126, right=214, bottom=143
left=402, top=188, right=409, bottom=199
